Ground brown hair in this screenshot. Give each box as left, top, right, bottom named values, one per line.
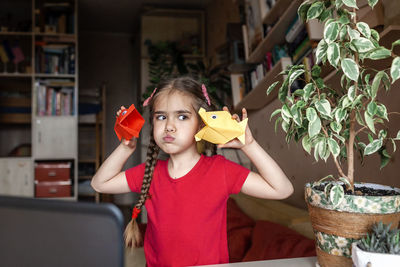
left=124, top=76, right=217, bottom=248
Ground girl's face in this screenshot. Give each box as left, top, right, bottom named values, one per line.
left=152, top=90, right=200, bottom=156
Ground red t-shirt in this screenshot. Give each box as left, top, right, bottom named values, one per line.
left=125, top=154, right=250, bottom=267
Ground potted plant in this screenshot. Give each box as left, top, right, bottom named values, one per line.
left=352, top=221, right=400, bottom=266
left=267, top=0, right=400, bottom=266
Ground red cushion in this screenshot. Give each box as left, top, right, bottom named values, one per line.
left=242, top=220, right=316, bottom=261
left=227, top=198, right=255, bottom=262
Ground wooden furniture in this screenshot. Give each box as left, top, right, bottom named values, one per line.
left=78, top=83, right=106, bottom=202
left=0, top=0, right=78, bottom=200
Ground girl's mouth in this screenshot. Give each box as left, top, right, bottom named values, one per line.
left=163, top=135, right=175, bottom=142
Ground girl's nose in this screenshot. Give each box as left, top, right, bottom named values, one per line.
left=165, top=120, right=176, bottom=133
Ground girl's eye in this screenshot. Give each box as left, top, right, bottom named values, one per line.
left=178, top=115, right=187, bottom=120
left=211, top=114, right=217, bottom=119
left=156, top=115, right=166, bottom=120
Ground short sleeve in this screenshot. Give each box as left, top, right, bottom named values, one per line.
left=125, top=163, right=145, bottom=193
left=223, top=157, right=250, bottom=195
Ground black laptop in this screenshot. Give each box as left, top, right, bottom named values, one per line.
left=0, top=195, right=124, bottom=267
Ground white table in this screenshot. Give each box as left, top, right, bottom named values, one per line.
left=197, top=257, right=317, bottom=267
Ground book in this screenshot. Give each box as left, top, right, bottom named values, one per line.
left=285, top=15, right=305, bottom=43
left=306, top=19, right=324, bottom=41
left=245, top=0, right=263, bottom=53
left=230, top=73, right=246, bottom=106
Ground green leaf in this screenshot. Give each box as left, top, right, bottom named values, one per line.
left=364, top=111, right=376, bottom=134
left=392, top=40, right=400, bottom=50
left=315, top=39, right=328, bottom=64
left=371, top=71, right=385, bottom=99
left=298, top=2, right=311, bottom=22
left=278, top=79, right=289, bottom=102
left=371, top=29, right=380, bottom=41
left=309, top=117, right=322, bottom=138
left=324, top=22, right=340, bottom=43
left=330, top=121, right=342, bottom=134
left=315, top=99, right=331, bottom=117
left=328, top=138, right=340, bottom=158
left=367, top=101, right=378, bottom=116
left=270, top=109, right=281, bottom=121
left=341, top=58, right=359, bottom=81
left=356, top=110, right=365, bottom=126
left=306, top=107, right=318, bottom=122
left=335, top=0, right=343, bottom=9
left=302, top=135, right=312, bottom=154
left=347, top=85, right=356, bottom=101
left=335, top=108, right=346, bottom=122
left=311, top=65, right=321, bottom=78
left=339, top=177, right=351, bottom=188
left=281, top=120, right=289, bottom=133
left=351, top=37, right=375, bottom=53
left=343, top=0, right=358, bottom=8
left=291, top=106, right=302, bottom=126
left=307, top=1, right=325, bottom=20
left=330, top=184, right=345, bottom=207
left=303, top=83, right=315, bottom=101
left=339, top=26, right=348, bottom=41
left=367, top=0, right=378, bottom=8
left=377, top=104, right=388, bottom=121
left=356, top=22, right=371, bottom=39
left=391, top=57, right=400, bottom=84
left=275, top=117, right=283, bottom=133
left=289, top=69, right=305, bottom=87
left=347, top=25, right=360, bottom=40
left=267, top=81, right=280, bottom=95
left=365, top=48, right=392, bottom=60
left=327, top=42, right=340, bottom=68
left=364, top=139, right=383, bottom=155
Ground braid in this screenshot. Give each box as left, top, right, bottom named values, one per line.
left=137, top=134, right=160, bottom=208
left=124, top=133, right=160, bottom=248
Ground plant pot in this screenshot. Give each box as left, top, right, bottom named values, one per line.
left=305, top=182, right=400, bottom=267
left=351, top=242, right=400, bottom=267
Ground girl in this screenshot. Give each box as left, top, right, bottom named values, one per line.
left=91, top=77, right=293, bottom=266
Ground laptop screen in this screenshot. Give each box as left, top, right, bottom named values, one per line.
left=0, top=195, right=124, bottom=267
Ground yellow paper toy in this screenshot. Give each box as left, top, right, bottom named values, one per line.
left=195, top=108, right=248, bottom=145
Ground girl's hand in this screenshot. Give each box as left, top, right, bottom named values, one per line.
left=116, top=106, right=137, bottom=150
left=218, top=106, right=254, bottom=149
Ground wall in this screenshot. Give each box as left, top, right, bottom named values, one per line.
left=79, top=31, right=141, bottom=204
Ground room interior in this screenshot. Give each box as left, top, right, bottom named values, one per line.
left=1, top=0, right=400, bottom=266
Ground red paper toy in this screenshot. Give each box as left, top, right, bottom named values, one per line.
left=114, top=104, right=145, bottom=141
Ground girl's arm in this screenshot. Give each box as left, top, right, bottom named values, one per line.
left=91, top=106, right=135, bottom=194
left=219, top=107, right=294, bottom=200
left=91, top=140, right=135, bottom=194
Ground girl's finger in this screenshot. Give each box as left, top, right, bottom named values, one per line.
left=232, top=114, right=240, bottom=122
left=242, top=108, right=248, bottom=120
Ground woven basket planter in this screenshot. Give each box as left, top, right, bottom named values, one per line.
left=305, top=182, right=400, bottom=267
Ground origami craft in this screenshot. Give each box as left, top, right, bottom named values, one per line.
left=195, top=108, right=248, bottom=145
left=114, top=104, right=145, bottom=141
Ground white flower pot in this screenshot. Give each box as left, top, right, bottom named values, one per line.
left=351, top=242, right=400, bottom=267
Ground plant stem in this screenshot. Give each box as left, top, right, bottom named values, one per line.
left=321, top=125, right=346, bottom=178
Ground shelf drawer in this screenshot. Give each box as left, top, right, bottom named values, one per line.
left=35, top=162, right=71, bottom=182
left=35, top=181, right=71, bottom=198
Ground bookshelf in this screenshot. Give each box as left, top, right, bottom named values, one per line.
left=234, top=57, right=291, bottom=112
left=247, top=0, right=302, bottom=64
left=0, top=0, right=78, bottom=200
left=78, top=84, right=106, bottom=203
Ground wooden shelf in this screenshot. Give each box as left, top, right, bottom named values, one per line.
left=0, top=73, right=32, bottom=78
left=34, top=73, right=76, bottom=78
left=0, top=31, right=33, bottom=36
left=234, top=57, right=292, bottom=112
left=0, top=113, right=31, bottom=124
left=262, top=0, right=293, bottom=25
left=247, top=0, right=302, bottom=64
